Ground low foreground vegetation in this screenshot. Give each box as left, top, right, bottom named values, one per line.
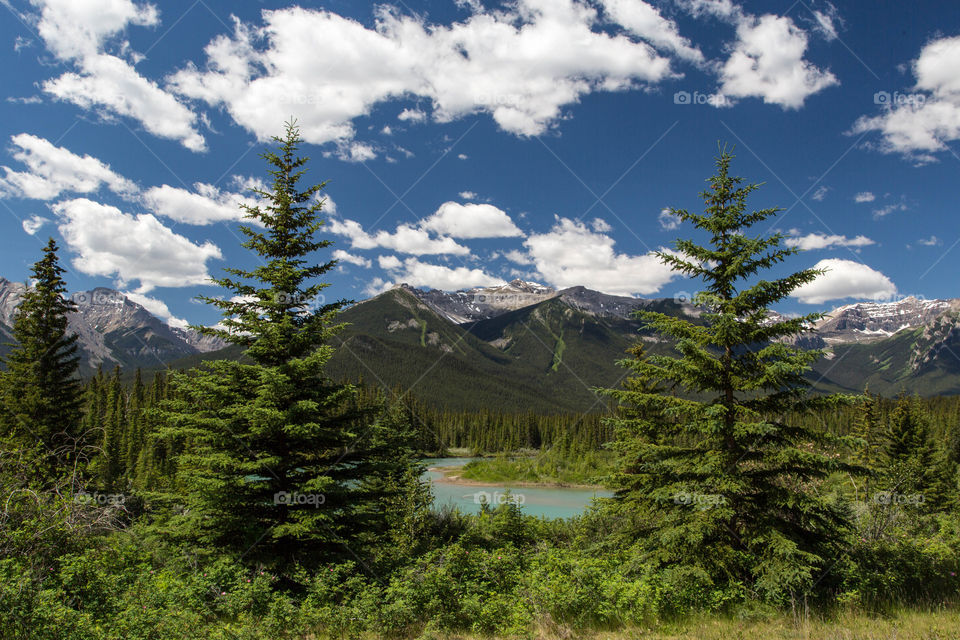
left=439, top=610, right=960, bottom=640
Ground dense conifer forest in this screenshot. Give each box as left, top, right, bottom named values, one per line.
left=2, top=127, right=959, bottom=638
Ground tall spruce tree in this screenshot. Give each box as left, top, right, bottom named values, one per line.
left=602, top=148, right=857, bottom=602
left=98, top=366, right=125, bottom=489
left=882, top=394, right=956, bottom=514
left=158, top=121, right=418, bottom=573
left=0, top=238, right=82, bottom=475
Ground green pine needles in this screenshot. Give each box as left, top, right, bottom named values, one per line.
left=604, top=147, right=861, bottom=603
left=158, top=121, right=420, bottom=575
left=0, top=238, right=82, bottom=477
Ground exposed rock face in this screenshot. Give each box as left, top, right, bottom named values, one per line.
left=814, top=297, right=957, bottom=344
left=557, top=286, right=649, bottom=319
left=402, top=279, right=693, bottom=324
left=401, top=284, right=960, bottom=357
left=0, top=278, right=25, bottom=326
left=0, top=278, right=224, bottom=373
left=909, top=311, right=960, bottom=372
left=400, top=279, right=558, bottom=323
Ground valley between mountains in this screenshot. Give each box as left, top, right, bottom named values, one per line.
left=4, top=276, right=960, bottom=411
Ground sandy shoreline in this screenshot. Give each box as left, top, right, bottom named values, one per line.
left=427, top=466, right=603, bottom=490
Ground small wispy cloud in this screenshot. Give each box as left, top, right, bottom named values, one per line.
left=785, top=231, right=875, bottom=251
left=658, top=208, right=680, bottom=230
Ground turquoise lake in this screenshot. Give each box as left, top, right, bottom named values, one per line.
left=422, top=457, right=613, bottom=520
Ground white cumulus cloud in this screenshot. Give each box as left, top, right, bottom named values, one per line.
left=524, top=216, right=677, bottom=295
left=22, top=214, right=51, bottom=235
left=327, top=217, right=471, bottom=256
left=332, top=249, right=371, bottom=268
left=872, top=200, right=908, bottom=219
left=851, top=35, right=960, bottom=160
left=52, top=197, right=222, bottom=292
left=590, top=217, right=612, bottom=232
left=398, top=108, right=426, bottom=122
left=123, top=291, right=188, bottom=328
left=169, top=1, right=676, bottom=147
left=719, top=14, right=837, bottom=109
left=599, top=0, right=704, bottom=63
left=792, top=258, right=896, bottom=304
left=504, top=249, right=534, bottom=265
left=0, top=133, right=136, bottom=200
left=32, top=0, right=205, bottom=151
left=420, top=201, right=523, bottom=239
left=785, top=232, right=875, bottom=251
left=142, top=182, right=260, bottom=226
left=658, top=207, right=680, bottom=230
left=377, top=255, right=503, bottom=291
left=44, top=55, right=206, bottom=151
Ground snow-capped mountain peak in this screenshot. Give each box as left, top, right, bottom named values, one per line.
left=815, top=296, right=959, bottom=344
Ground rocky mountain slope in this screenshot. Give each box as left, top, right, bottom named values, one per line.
left=813, top=296, right=958, bottom=345
left=381, top=285, right=960, bottom=402
left=9, top=270, right=960, bottom=406
left=402, top=279, right=558, bottom=323
left=404, top=279, right=697, bottom=322
left=0, top=278, right=224, bottom=374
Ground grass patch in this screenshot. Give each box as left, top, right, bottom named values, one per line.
left=409, top=608, right=960, bottom=639
left=550, top=330, right=566, bottom=372
left=458, top=448, right=615, bottom=486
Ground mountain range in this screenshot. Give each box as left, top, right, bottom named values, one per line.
left=0, top=278, right=225, bottom=376
left=5, top=276, right=960, bottom=411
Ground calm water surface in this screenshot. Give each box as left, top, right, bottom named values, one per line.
left=421, top=457, right=613, bottom=520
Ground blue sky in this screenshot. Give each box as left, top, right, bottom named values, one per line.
left=1, top=0, right=959, bottom=328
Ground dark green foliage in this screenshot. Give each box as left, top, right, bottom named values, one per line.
left=602, top=148, right=861, bottom=602
left=327, top=288, right=641, bottom=413
left=0, top=238, right=83, bottom=477
left=156, top=121, right=424, bottom=574
left=851, top=388, right=878, bottom=467
left=878, top=394, right=956, bottom=514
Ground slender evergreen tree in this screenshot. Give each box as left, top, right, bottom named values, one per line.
left=125, top=369, right=146, bottom=477
left=602, top=148, right=859, bottom=602
left=0, top=238, right=82, bottom=475
left=158, top=121, right=420, bottom=573
left=882, top=394, right=956, bottom=513
left=97, top=366, right=125, bottom=489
